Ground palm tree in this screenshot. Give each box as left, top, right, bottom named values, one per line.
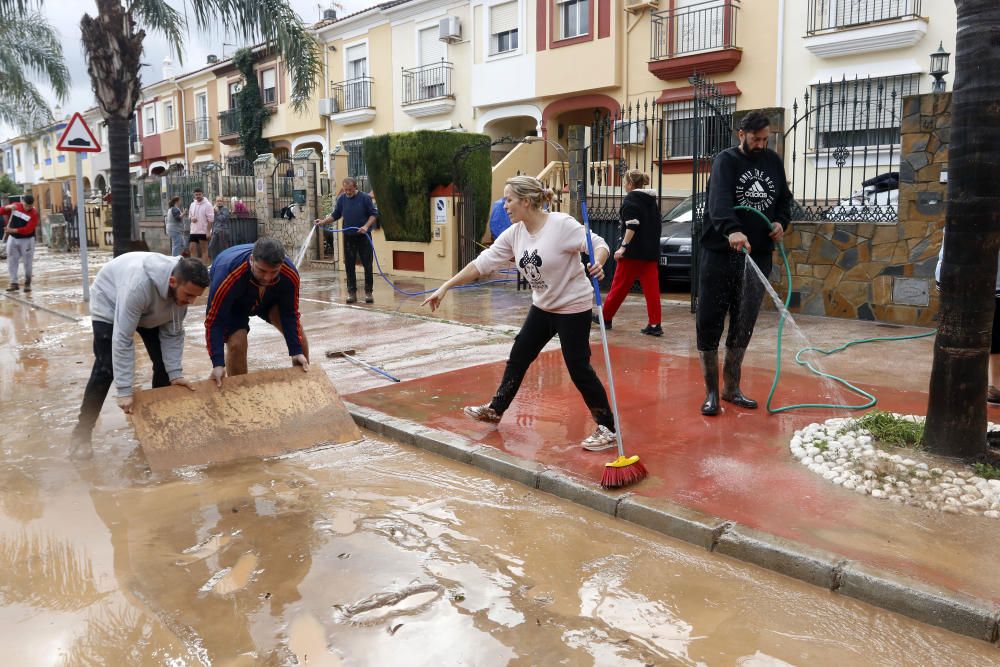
left=79, top=0, right=322, bottom=256
left=922, top=0, right=1000, bottom=460
left=0, top=3, right=70, bottom=133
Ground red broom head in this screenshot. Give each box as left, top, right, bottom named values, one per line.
left=600, top=456, right=648, bottom=489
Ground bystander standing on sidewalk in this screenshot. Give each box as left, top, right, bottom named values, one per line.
left=2, top=194, right=39, bottom=293
left=208, top=196, right=232, bottom=261
left=165, top=196, right=185, bottom=256
left=187, top=188, right=214, bottom=263
left=314, top=177, right=378, bottom=304
left=423, top=175, right=619, bottom=451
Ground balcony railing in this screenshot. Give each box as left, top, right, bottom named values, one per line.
left=330, top=77, right=375, bottom=112
left=651, top=0, right=739, bottom=60
left=219, top=109, right=240, bottom=137
left=807, top=0, right=921, bottom=34
left=129, top=140, right=142, bottom=158
left=402, top=61, right=454, bottom=105
left=185, top=117, right=211, bottom=143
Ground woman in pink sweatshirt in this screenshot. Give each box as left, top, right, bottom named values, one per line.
left=423, top=176, right=618, bottom=451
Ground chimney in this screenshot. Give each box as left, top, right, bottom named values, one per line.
left=207, top=54, right=219, bottom=64
left=323, top=8, right=337, bottom=20
left=162, top=56, right=175, bottom=79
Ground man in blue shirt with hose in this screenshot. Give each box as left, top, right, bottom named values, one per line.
left=314, top=177, right=378, bottom=304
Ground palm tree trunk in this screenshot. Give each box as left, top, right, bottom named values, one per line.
left=106, top=115, right=134, bottom=256
left=922, top=0, right=1000, bottom=459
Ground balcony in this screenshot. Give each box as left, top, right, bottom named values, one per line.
left=401, top=61, right=456, bottom=117
left=218, top=109, right=241, bottom=144
left=804, top=0, right=926, bottom=57
left=185, top=117, right=212, bottom=147
left=648, top=0, right=741, bottom=81
left=128, top=139, right=142, bottom=162
left=327, top=77, right=376, bottom=126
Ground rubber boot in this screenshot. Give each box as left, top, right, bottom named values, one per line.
left=346, top=290, right=357, bottom=304
left=722, top=346, right=758, bottom=409
left=699, top=350, right=720, bottom=416
left=5, top=283, right=18, bottom=292
left=23, top=276, right=31, bottom=293
left=364, top=291, right=374, bottom=304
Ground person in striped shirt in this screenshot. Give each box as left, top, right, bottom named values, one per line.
left=204, top=238, right=309, bottom=387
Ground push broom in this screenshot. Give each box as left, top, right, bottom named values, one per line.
left=579, top=184, right=648, bottom=489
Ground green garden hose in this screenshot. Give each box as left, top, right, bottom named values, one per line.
left=731, top=205, right=936, bottom=413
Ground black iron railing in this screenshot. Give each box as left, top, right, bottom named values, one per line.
left=329, top=77, right=375, bottom=112
left=402, top=61, right=454, bottom=104
left=807, top=0, right=921, bottom=34
left=651, top=0, right=739, bottom=60
left=185, top=117, right=211, bottom=143
left=219, top=109, right=240, bottom=137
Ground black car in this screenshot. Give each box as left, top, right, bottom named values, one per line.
left=658, top=193, right=702, bottom=286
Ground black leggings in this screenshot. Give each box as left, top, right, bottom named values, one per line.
left=489, top=306, right=615, bottom=430
left=696, top=248, right=772, bottom=352
left=74, top=320, right=170, bottom=436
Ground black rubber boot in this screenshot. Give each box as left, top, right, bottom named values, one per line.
left=722, top=346, right=758, bottom=409
left=5, top=283, right=18, bottom=292
left=346, top=290, right=357, bottom=304
left=699, top=350, right=720, bottom=416
left=23, top=276, right=31, bottom=293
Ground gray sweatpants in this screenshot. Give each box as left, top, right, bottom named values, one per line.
left=7, top=236, right=35, bottom=283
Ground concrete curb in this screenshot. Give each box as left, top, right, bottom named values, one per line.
left=342, top=403, right=1000, bottom=644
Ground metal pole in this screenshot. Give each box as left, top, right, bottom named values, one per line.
left=75, top=152, right=90, bottom=301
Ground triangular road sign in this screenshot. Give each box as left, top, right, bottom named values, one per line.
left=56, top=112, right=101, bottom=153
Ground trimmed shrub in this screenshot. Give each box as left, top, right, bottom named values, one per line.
left=363, top=131, right=491, bottom=243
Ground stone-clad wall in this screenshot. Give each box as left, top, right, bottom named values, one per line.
left=776, top=93, right=949, bottom=326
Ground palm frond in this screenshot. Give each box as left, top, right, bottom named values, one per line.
left=185, top=0, right=321, bottom=111
left=4, top=12, right=71, bottom=100
left=0, top=0, right=42, bottom=16
left=0, top=71, right=55, bottom=132
left=129, top=0, right=185, bottom=63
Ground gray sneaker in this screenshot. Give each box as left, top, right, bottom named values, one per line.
left=463, top=404, right=501, bottom=423
left=581, top=425, right=617, bottom=451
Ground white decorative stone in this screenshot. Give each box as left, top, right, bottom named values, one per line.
left=914, top=470, right=931, bottom=479
left=984, top=511, right=1000, bottom=519
left=843, top=480, right=856, bottom=490
left=943, top=505, right=960, bottom=514
left=871, top=489, right=885, bottom=498
left=924, top=501, right=938, bottom=511
left=915, top=462, right=929, bottom=471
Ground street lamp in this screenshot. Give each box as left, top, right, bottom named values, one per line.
left=929, top=42, right=950, bottom=94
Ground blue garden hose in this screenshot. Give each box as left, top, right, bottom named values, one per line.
left=316, top=225, right=516, bottom=297
left=731, top=205, right=936, bottom=413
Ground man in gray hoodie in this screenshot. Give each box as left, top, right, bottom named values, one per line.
left=70, top=254, right=210, bottom=460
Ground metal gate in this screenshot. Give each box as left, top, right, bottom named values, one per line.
left=452, top=137, right=493, bottom=268
left=689, top=73, right=735, bottom=311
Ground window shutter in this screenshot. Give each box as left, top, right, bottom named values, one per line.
left=346, top=44, right=367, bottom=67
left=419, top=27, right=445, bottom=65
left=490, top=2, right=518, bottom=34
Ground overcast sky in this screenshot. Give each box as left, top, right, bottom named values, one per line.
left=1, top=0, right=372, bottom=141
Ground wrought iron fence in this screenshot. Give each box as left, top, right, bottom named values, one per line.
left=143, top=179, right=162, bottom=217
left=785, top=74, right=918, bottom=222
left=807, top=0, right=921, bottom=34
left=402, top=61, right=453, bottom=105
left=330, top=77, right=375, bottom=112
left=651, top=0, right=739, bottom=60
left=185, top=117, right=211, bottom=143
left=272, top=159, right=296, bottom=218
left=218, top=158, right=256, bottom=213
left=65, top=206, right=100, bottom=249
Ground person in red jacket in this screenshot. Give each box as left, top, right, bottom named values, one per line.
left=2, top=194, right=40, bottom=293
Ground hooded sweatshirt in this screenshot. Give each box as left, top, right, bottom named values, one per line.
left=89, top=253, right=188, bottom=397
left=618, top=188, right=661, bottom=261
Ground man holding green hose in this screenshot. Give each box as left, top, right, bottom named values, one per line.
left=696, top=110, right=792, bottom=416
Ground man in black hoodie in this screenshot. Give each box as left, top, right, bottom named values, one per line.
left=696, top=111, right=791, bottom=416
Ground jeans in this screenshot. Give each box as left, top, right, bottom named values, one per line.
left=74, top=320, right=170, bottom=438
left=167, top=227, right=186, bottom=256
left=343, top=232, right=374, bottom=294
left=489, top=306, right=614, bottom=430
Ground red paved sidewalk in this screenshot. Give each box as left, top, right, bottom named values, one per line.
left=348, top=345, right=1000, bottom=606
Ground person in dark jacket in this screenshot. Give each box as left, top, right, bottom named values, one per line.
left=204, top=238, right=309, bottom=387
left=593, top=169, right=663, bottom=335
left=696, top=110, right=792, bottom=416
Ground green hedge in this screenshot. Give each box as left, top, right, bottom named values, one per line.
left=363, top=131, right=491, bottom=243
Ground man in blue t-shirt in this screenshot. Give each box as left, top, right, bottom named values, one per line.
left=315, top=177, right=378, bottom=304
left=488, top=197, right=512, bottom=242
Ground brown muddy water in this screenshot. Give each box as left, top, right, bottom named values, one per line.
left=1, top=258, right=997, bottom=666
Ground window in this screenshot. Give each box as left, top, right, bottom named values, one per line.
left=261, top=69, right=277, bottom=105
left=32, top=147, right=39, bottom=165
left=163, top=100, right=175, bottom=129
left=418, top=27, right=447, bottom=98
left=343, top=139, right=368, bottom=182
left=811, top=74, right=919, bottom=149
left=810, top=0, right=918, bottom=33
left=16, top=149, right=21, bottom=168
left=557, top=0, right=588, bottom=39
left=43, top=136, right=51, bottom=158
left=662, top=96, right=736, bottom=158
left=143, top=103, right=156, bottom=135
left=345, top=43, right=369, bottom=109
left=228, top=81, right=243, bottom=109
left=489, top=2, right=519, bottom=55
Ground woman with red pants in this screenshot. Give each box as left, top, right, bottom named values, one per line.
left=593, top=169, right=663, bottom=335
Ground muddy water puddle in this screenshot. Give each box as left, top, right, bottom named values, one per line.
left=1, top=434, right=997, bottom=666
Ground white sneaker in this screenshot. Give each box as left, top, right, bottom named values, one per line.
left=463, top=403, right=501, bottom=423
left=581, top=425, right=617, bottom=451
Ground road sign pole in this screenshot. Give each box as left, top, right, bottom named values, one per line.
left=76, top=152, right=89, bottom=302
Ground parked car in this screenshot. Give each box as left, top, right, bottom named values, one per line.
left=824, top=172, right=899, bottom=222
left=658, top=193, right=702, bottom=286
